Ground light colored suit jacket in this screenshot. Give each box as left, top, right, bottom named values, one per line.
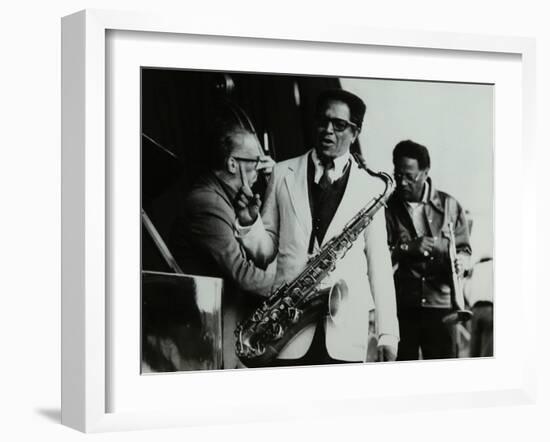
left=240, top=150, right=399, bottom=361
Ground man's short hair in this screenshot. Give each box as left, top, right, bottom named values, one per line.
left=210, top=124, right=252, bottom=170
left=315, top=89, right=367, bottom=130
left=392, top=139, right=431, bottom=170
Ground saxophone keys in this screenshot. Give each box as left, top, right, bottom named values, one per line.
left=253, top=310, right=265, bottom=321
left=287, top=307, right=302, bottom=323
left=274, top=324, right=284, bottom=339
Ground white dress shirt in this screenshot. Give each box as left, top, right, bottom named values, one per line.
left=310, top=149, right=351, bottom=184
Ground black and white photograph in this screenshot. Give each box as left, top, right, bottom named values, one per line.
left=140, top=69, right=494, bottom=373
left=3, top=0, right=546, bottom=439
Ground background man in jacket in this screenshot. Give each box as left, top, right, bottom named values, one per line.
left=385, top=139, right=472, bottom=360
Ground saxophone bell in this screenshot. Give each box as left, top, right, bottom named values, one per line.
left=328, top=279, right=348, bottom=323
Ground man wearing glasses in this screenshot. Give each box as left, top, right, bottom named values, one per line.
left=385, top=139, right=472, bottom=360
left=170, top=124, right=275, bottom=369
left=235, top=89, right=399, bottom=366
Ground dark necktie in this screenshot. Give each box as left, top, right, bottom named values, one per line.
left=318, top=159, right=335, bottom=191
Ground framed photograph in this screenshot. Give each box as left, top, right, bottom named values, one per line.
left=61, top=9, right=536, bottom=433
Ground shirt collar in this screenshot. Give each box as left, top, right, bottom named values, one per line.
left=425, top=177, right=445, bottom=213
left=311, top=149, right=351, bottom=182
left=405, top=179, right=430, bottom=209
left=421, top=180, right=430, bottom=203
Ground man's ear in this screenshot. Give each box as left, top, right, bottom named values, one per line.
left=226, top=156, right=238, bottom=174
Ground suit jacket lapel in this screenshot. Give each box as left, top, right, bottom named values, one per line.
left=284, top=152, right=312, bottom=239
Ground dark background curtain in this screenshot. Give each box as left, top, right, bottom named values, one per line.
left=141, top=68, right=340, bottom=271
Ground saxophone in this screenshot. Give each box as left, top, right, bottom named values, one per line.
left=235, top=156, right=395, bottom=367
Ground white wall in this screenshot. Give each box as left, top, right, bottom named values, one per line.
left=0, top=1, right=547, bottom=441
left=342, top=78, right=493, bottom=256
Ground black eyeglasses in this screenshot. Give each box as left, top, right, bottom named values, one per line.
left=232, top=155, right=262, bottom=169
left=316, top=117, right=357, bottom=132
left=394, top=171, right=422, bottom=184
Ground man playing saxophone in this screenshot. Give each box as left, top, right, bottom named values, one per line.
left=385, top=140, right=472, bottom=361
left=235, top=89, right=399, bottom=366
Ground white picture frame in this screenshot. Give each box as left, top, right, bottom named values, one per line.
left=61, top=9, right=537, bottom=433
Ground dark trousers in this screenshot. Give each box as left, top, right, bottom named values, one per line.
left=470, top=301, right=493, bottom=357
left=397, top=307, right=456, bottom=360
left=270, top=317, right=360, bottom=367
